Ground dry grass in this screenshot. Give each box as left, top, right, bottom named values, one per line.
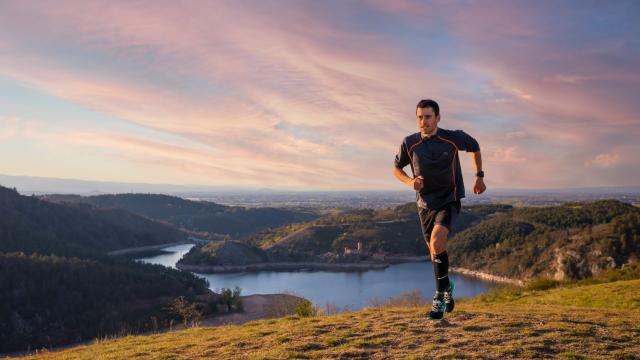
left=18, top=280, right=640, bottom=359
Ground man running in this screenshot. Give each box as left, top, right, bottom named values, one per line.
left=393, top=99, right=486, bottom=320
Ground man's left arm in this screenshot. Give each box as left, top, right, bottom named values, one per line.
left=454, top=130, right=486, bottom=195
left=471, top=150, right=486, bottom=195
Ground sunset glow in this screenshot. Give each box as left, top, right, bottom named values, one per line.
left=1, top=1, right=639, bottom=190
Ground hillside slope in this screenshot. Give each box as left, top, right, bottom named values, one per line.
left=179, top=203, right=511, bottom=268
left=179, top=240, right=269, bottom=266
left=448, top=200, right=640, bottom=280
left=42, top=193, right=318, bottom=238
left=22, top=279, right=640, bottom=359
left=0, top=186, right=188, bottom=258
left=0, top=252, right=212, bottom=354
left=247, top=203, right=511, bottom=255
left=181, top=200, right=639, bottom=282
left=0, top=186, right=222, bottom=354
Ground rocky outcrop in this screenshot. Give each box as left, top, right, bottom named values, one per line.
left=553, top=247, right=617, bottom=281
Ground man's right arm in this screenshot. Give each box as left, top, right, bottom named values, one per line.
left=393, top=166, right=412, bottom=185
left=393, top=166, right=423, bottom=191
left=393, top=139, right=424, bottom=191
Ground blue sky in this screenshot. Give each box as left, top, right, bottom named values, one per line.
left=1, top=0, right=639, bottom=190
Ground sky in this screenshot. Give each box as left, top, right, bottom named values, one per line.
left=1, top=0, right=639, bottom=191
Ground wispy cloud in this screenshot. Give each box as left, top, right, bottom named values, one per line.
left=585, top=153, right=622, bottom=169
left=1, top=1, right=638, bottom=190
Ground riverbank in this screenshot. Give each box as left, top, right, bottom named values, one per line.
left=122, top=242, right=523, bottom=285
left=176, top=261, right=390, bottom=273
left=450, top=267, right=524, bottom=286
left=176, top=257, right=524, bottom=285
left=384, top=255, right=428, bottom=263
left=384, top=256, right=523, bottom=285
left=107, top=241, right=192, bottom=256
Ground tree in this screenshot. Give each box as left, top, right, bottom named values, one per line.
left=168, top=296, right=203, bottom=327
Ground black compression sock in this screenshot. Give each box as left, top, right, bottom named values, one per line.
left=433, top=251, right=450, bottom=292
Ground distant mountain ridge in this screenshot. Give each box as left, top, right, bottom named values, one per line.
left=43, top=193, right=318, bottom=238
left=0, top=174, right=254, bottom=194
left=2, top=173, right=639, bottom=195
left=0, top=186, right=189, bottom=258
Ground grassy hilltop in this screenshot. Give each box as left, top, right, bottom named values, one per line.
left=21, top=276, right=640, bottom=359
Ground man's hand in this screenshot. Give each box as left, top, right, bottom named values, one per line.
left=410, top=176, right=424, bottom=191
left=473, top=177, right=486, bottom=194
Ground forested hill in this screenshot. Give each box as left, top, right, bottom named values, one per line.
left=180, top=203, right=512, bottom=266
left=248, top=202, right=512, bottom=259
left=448, top=200, right=640, bottom=280
left=0, top=186, right=188, bottom=258
left=180, top=199, right=639, bottom=283
left=43, top=193, right=318, bottom=238
left=0, top=252, right=212, bottom=354
left=0, top=185, right=220, bottom=354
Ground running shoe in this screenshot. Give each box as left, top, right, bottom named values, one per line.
left=444, top=279, right=455, bottom=313
left=427, top=293, right=446, bottom=320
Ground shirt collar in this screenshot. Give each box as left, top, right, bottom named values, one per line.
left=421, top=127, right=439, bottom=140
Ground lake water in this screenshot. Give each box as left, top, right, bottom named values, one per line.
left=137, top=244, right=498, bottom=311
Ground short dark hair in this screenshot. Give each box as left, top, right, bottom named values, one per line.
left=416, top=99, right=439, bottom=117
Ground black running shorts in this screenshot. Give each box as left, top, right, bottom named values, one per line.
left=418, top=200, right=461, bottom=242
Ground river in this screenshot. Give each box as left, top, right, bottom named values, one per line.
left=136, top=244, right=498, bottom=311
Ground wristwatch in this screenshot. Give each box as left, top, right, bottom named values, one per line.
left=476, top=171, right=484, bottom=178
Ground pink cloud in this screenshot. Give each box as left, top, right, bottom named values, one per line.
left=584, top=153, right=622, bottom=169
left=0, top=116, right=20, bottom=139
left=1, top=1, right=638, bottom=189
left=1, top=1, right=452, bottom=189
left=486, top=146, right=527, bottom=164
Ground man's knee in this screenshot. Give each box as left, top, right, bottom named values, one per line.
left=430, top=224, right=449, bottom=253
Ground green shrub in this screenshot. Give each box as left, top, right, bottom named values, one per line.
left=475, top=285, right=524, bottom=303
left=294, top=299, right=317, bottom=317
left=219, top=286, right=243, bottom=311
left=526, top=277, right=561, bottom=291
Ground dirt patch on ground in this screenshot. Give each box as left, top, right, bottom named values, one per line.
left=200, top=293, right=306, bottom=326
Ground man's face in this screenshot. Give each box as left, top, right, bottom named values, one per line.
left=416, top=107, right=439, bottom=136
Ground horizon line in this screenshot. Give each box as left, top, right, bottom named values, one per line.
left=1, top=173, right=639, bottom=194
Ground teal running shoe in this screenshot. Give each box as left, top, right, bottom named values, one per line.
left=427, top=293, right=446, bottom=320
left=444, top=279, right=455, bottom=313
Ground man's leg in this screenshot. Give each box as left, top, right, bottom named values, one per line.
left=426, top=224, right=450, bottom=320
left=430, top=200, right=459, bottom=294
left=427, top=201, right=459, bottom=319
left=430, top=224, right=450, bottom=293
left=418, top=207, right=436, bottom=260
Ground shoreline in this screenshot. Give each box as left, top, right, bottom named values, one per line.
left=384, top=255, right=428, bottom=264
left=176, top=261, right=390, bottom=273
left=107, top=241, right=192, bottom=256
left=176, top=257, right=524, bottom=285
left=450, top=267, right=524, bottom=286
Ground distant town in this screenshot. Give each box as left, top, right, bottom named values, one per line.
left=2, top=174, right=639, bottom=209
left=182, top=190, right=640, bottom=209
